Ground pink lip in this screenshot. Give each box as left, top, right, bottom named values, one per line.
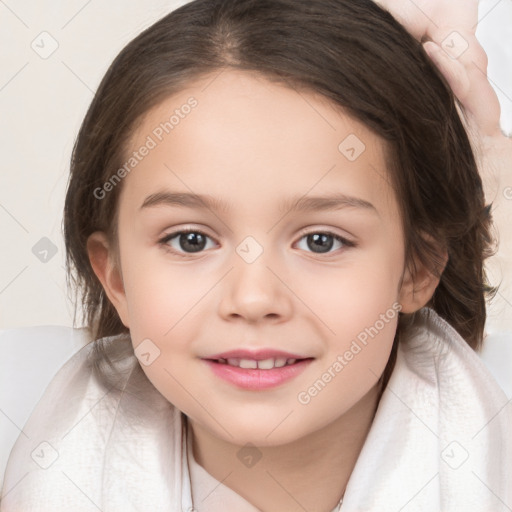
left=202, top=358, right=314, bottom=390
left=207, top=349, right=307, bottom=360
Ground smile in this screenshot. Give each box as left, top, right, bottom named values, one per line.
left=216, top=357, right=298, bottom=369
left=203, top=357, right=314, bottom=390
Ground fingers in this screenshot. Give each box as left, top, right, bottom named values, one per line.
left=374, top=0, right=479, bottom=41
left=423, top=41, right=470, bottom=101
left=422, top=39, right=502, bottom=140
left=373, top=0, right=429, bottom=40
left=375, top=0, right=504, bottom=139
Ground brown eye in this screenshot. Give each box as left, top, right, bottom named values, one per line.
left=296, top=232, right=353, bottom=254
left=161, top=230, right=215, bottom=254
left=178, top=232, right=207, bottom=252
left=306, top=233, right=334, bottom=253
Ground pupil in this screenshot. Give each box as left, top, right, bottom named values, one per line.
left=307, top=233, right=333, bottom=253
left=180, top=232, right=206, bottom=252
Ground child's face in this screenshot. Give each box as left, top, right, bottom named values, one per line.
left=90, top=69, right=437, bottom=446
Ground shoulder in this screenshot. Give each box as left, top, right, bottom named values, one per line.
left=399, top=307, right=509, bottom=404
left=394, top=308, right=512, bottom=504
left=343, top=308, right=512, bottom=509
left=395, top=307, right=510, bottom=420
left=0, top=333, right=181, bottom=511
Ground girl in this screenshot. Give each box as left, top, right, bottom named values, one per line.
left=2, top=0, right=511, bottom=510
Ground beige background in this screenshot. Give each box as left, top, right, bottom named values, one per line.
left=0, top=0, right=511, bottom=331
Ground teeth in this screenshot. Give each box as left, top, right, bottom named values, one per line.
left=273, top=358, right=287, bottom=368
left=220, top=357, right=299, bottom=369
left=239, top=358, right=258, bottom=369
left=257, top=358, right=275, bottom=370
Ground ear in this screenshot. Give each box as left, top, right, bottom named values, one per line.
left=398, top=241, right=448, bottom=314
left=87, top=231, right=130, bottom=328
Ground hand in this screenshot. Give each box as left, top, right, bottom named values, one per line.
left=375, top=0, right=512, bottom=205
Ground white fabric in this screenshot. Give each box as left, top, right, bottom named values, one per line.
left=1, top=308, right=511, bottom=511
left=0, top=325, right=90, bottom=493
left=186, top=419, right=262, bottom=511
left=342, top=309, right=512, bottom=511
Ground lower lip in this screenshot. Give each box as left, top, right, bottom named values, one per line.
left=203, top=359, right=313, bottom=390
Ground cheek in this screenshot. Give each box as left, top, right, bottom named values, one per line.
left=291, top=244, right=403, bottom=341
left=295, top=286, right=399, bottom=428
left=294, top=329, right=395, bottom=434
left=119, top=241, right=210, bottom=340
left=306, top=277, right=398, bottom=398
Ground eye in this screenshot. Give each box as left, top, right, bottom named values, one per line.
left=159, top=230, right=217, bottom=254
left=295, top=232, right=353, bottom=254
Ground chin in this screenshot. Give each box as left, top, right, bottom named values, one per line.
left=198, top=411, right=315, bottom=448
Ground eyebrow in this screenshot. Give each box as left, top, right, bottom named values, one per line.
left=139, top=191, right=378, bottom=215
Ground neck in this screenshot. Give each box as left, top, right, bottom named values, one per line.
left=188, top=382, right=381, bottom=512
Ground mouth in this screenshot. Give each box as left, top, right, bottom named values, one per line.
left=202, top=353, right=315, bottom=390
left=206, top=356, right=311, bottom=369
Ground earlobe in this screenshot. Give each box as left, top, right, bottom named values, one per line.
left=86, top=231, right=130, bottom=328
left=398, top=247, right=448, bottom=314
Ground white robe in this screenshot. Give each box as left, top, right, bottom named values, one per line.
left=1, top=308, right=511, bottom=511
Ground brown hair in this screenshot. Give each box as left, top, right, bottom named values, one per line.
left=63, top=0, right=495, bottom=383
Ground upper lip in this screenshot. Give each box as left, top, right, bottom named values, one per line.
left=205, top=349, right=311, bottom=361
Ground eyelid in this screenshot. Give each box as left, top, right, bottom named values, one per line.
left=159, top=226, right=216, bottom=242
left=158, top=226, right=219, bottom=257
left=294, top=226, right=356, bottom=245
left=292, top=227, right=356, bottom=255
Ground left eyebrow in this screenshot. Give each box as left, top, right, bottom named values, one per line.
left=281, top=193, right=379, bottom=216
left=139, top=190, right=378, bottom=216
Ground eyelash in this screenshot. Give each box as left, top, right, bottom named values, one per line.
left=158, top=228, right=356, bottom=257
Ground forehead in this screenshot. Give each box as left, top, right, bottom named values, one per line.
left=120, top=69, right=398, bottom=222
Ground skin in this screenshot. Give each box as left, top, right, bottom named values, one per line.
left=87, top=69, right=442, bottom=512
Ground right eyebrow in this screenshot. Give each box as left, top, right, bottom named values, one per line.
left=139, top=191, right=230, bottom=213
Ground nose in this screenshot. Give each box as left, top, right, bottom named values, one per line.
left=217, top=256, right=293, bottom=324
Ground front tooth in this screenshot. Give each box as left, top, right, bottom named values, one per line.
left=274, top=358, right=287, bottom=368
left=239, top=358, right=258, bottom=369
left=286, top=358, right=296, bottom=365
left=227, top=358, right=240, bottom=367
left=257, top=358, right=275, bottom=370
